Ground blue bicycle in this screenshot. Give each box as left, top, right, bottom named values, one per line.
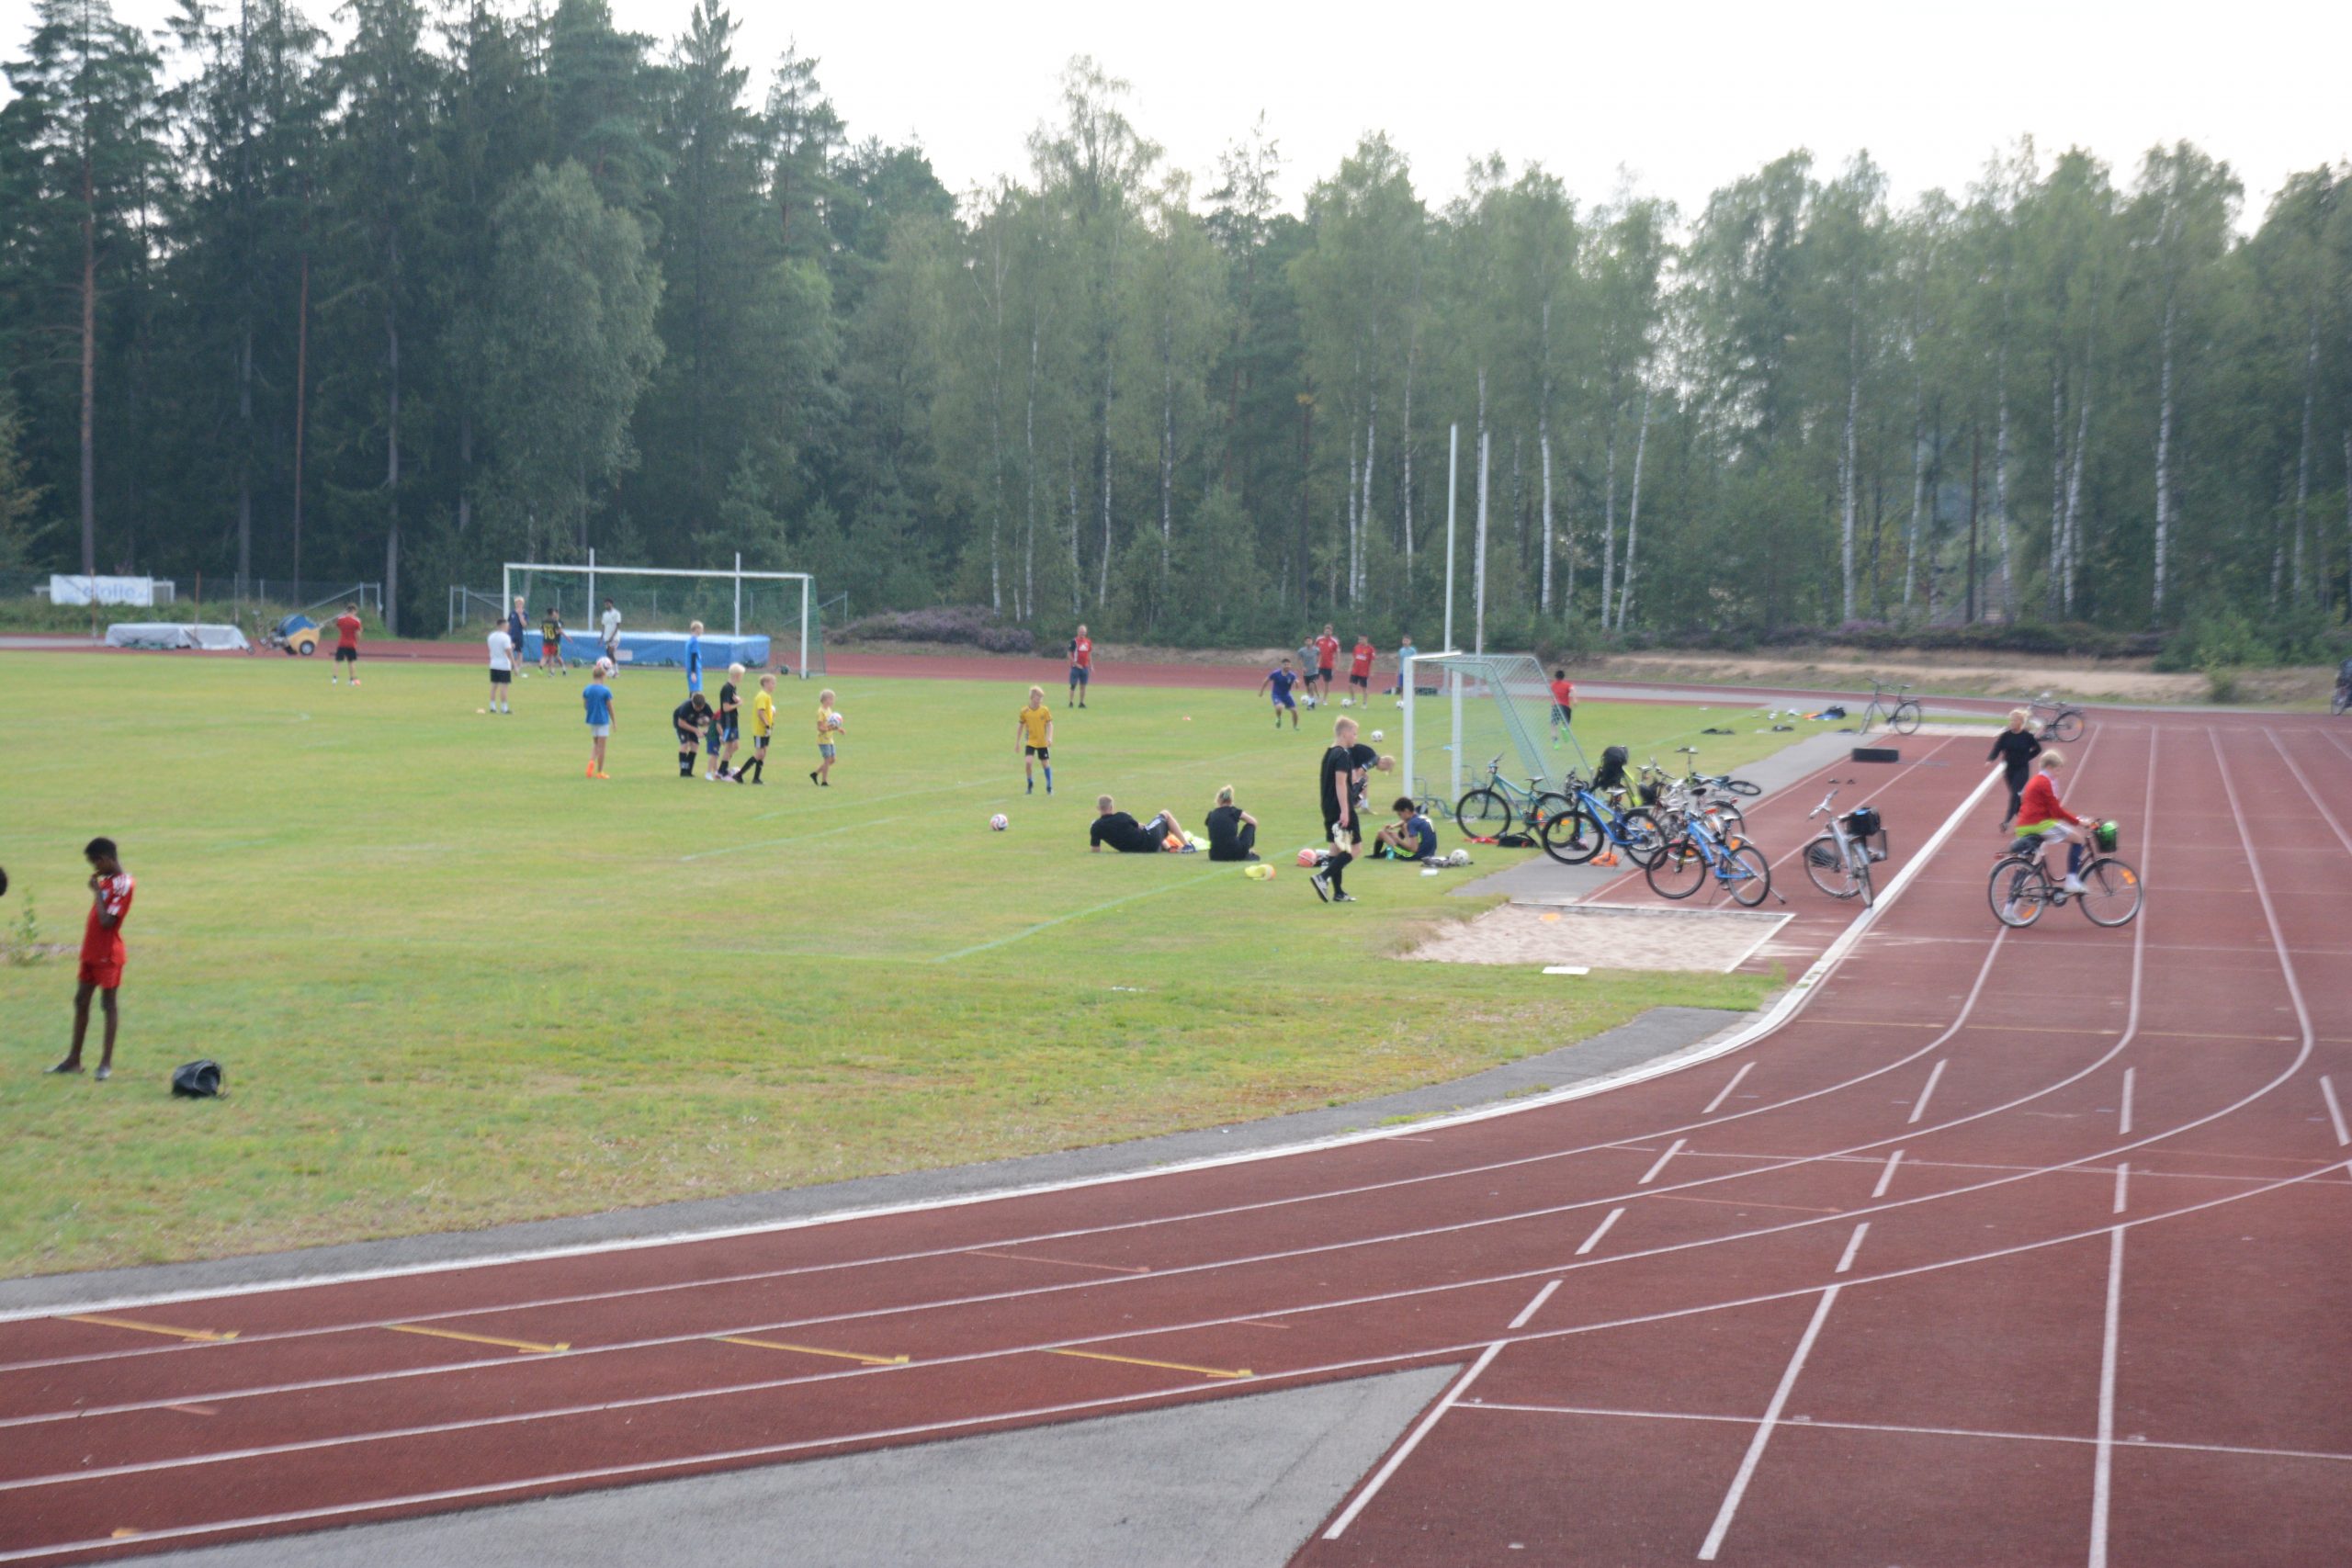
left=1538, top=773, right=1668, bottom=868
left=1645, top=814, right=1773, bottom=906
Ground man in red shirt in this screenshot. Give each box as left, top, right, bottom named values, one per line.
left=49, top=838, right=134, bottom=1081
left=1549, top=669, right=1575, bottom=745
left=332, top=602, right=363, bottom=685
left=1313, top=625, right=1340, bottom=705
left=2015, top=750, right=2098, bottom=893
left=1347, top=635, right=1377, bottom=704
left=1068, top=625, right=1093, bottom=708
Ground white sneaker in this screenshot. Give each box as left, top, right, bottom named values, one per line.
left=2062, top=874, right=2087, bottom=894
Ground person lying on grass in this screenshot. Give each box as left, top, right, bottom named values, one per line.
left=1373, top=796, right=1441, bottom=862
left=1089, top=795, right=1193, bottom=853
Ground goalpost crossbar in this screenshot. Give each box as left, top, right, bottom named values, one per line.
left=502, top=556, right=819, bottom=677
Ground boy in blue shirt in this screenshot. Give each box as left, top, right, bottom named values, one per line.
left=1257, top=658, right=1303, bottom=729
left=1374, top=795, right=1440, bottom=861
left=582, top=661, right=616, bottom=778
left=1394, top=635, right=1417, bottom=697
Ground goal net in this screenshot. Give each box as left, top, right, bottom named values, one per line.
left=500, top=560, right=823, bottom=676
left=1401, top=651, right=1589, bottom=814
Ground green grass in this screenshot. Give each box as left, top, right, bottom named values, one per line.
left=0, top=653, right=1800, bottom=1275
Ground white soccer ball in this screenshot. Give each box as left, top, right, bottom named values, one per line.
left=1371, top=729, right=1385, bottom=742
left=989, top=813, right=1010, bottom=832
left=1340, top=695, right=1351, bottom=707
left=828, top=712, right=845, bottom=730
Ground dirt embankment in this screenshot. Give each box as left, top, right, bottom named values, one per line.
left=1577, top=648, right=2339, bottom=707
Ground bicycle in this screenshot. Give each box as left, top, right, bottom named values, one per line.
left=1800, top=780, right=1888, bottom=907
left=1454, top=755, right=1572, bottom=836
left=2026, top=689, right=2086, bottom=743
left=1646, top=814, right=1773, bottom=907
left=2332, top=678, right=2349, bottom=717
left=1537, top=773, right=1668, bottom=868
left=1987, top=826, right=2141, bottom=928
left=1636, top=757, right=1746, bottom=845
left=1857, top=679, right=1923, bottom=736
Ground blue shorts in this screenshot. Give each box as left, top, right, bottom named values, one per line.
left=1069, top=665, right=1091, bottom=685
left=819, top=742, right=836, bottom=760
left=1272, top=693, right=1296, bottom=710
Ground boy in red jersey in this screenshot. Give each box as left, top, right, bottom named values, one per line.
left=1313, top=624, right=1340, bottom=705
left=48, top=839, right=134, bottom=1081
left=1068, top=625, right=1094, bottom=708
left=331, top=602, right=363, bottom=684
left=1347, top=634, right=1377, bottom=704
left=1549, top=668, right=1575, bottom=745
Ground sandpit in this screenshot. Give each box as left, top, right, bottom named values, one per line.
left=1405, top=901, right=1790, bottom=973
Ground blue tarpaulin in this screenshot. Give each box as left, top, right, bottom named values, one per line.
left=557, top=630, right=775, bottom=671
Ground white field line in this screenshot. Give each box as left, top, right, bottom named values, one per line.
left=1833, top=1223, right=1869, bottom=1274
left=2112, top=1164, right=2130, bottom=1215
left=0, top=759, right=2014, bottom=1329
left=1871, top=1148, right=1905, bottom=1198
left=1509, top=1280, right=1562, bottom=1330
left=2119, top=1067, right=2136, bottom=1137
left=1576, top=1209, right=1625, bottom=1257
left=2323, top=1078, right=2350, bottom=1148
left=1698, top=1286, right=1840, bottom=1560
left=1907, top=1059, right=1948, bottom=1124
left=1702, top=1062, right=1756, bottom=1115
left=1637, top=1139, right=1688, bottom=1185
left=2089, top=1227, right=2125, bottom=1568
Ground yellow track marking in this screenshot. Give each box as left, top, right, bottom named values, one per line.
left=385, top=1324, right=568, bottom=1354
left=63, top=1314, right=236, bottom=1343
left=1046, top=1348, right=1251, bottom=1380
left=716, top=1336, right=908, bottom=1366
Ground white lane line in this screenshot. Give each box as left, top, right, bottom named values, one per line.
left=1697, top=1286, right=1840, bottom=1561
left=1907, top=1060, right=1947, bottom=1125
left=2322, top=1077, right=2350, bottom=1147
left=1638, top=1139, right=1688, bottom=1185
left=2119, top=1068, right=2136, bottom=1137
left=1833, top=1223, right=1869, bottom=1274
left=1871, top=1148, right=1905, bottom=1198
left=933, top=870, right=1227, bottom=961
left=2112, top=1164, right=2130, bottom=1215
left=0, top=738, right=2014, bottom=1335
left=1702, top=1062, right=1755, bottom=1115
left=1576, top=1208, right=1625, bottom=1256
left=1323, top=1275, right=1560, bottom=1542
left=1510, top=1280, right=1562, bottom=1330
left=2089, top=1227, right=2125, bottom=1568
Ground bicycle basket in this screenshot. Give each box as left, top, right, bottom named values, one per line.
left=2094, top=818, right=2119, bottom=852
left=1844, top=807, right=1882, bottom=839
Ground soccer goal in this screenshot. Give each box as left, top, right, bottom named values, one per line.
left=501, top=556, right=823, bottom=676
left=1401, top=651, right=1589, bottom=818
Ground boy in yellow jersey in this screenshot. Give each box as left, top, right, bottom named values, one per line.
left=1014, top=683, right=1055, bottom=795
left=810, top=688, right=842, bottom=786
left=737, top=672, right=776, bottom=784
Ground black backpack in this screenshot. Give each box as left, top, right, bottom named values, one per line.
left=171, top=1059, right=225, bottom=1099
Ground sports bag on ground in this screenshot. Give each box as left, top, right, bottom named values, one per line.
left=171, top=1059, right=225, bottom=1098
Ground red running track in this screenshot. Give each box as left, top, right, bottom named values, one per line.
left=3, top=713, right=2349, bottom=1564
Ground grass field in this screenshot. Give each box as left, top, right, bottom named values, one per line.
left=0, top=651, right=1802, bottom=1275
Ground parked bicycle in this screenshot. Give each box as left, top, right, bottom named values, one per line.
left=1454, top=755, right=1572, bottom=836
left=1800, top=780, right=1888, bottom=907
left=1987, top=820, right=2141, bottom=928
left=2026, top=689, right=2087, bottom=742
left=1646, top=814, right=1773, bottom=907
left=1636, top=755, right=1746, bottom=844
left=1538, top=773, right=1668, bottom=868
left=2332, top=659, right=2350, bottom=716
left=1857, top=679, right=1923, bottom=736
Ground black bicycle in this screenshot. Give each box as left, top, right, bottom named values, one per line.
left=1858, top=679, right=1923, bottom=736
left=1988, top=828, right=2141, bottom=929
left=2026, top=689, right=2087, bottom=743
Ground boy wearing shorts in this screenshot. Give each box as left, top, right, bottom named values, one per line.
left=486, top=619, right=514, bottom=713
left=539, top=607, right=565, bottom=674
left=811, top=688, right=841, bottom=785
left=709, top=663, right=744, bottom=781
left=1313, top=624, right=1340, bottom=705
left=1374, top=796, right=1441, bottom=861
left=582, top=661, right=615, bottom=777
left=48, top=838, right=134, bottom=1080
left=599, top=599, right=622, bottom=670
left=1068, top=626, right=1093, bottom=707
left=1550, top=668, right=1575, bottom=744
left=1258, top=658, right=1303, bottom=729
left=1314, top=716, right=1362, bottom=903
left=1348, top=634, right=1376, bottom=702
left=741, top=672, right=776, bottom=784
left=332, top=603, right=362, bottom=684
left=1016, top=685, right=1055, bottom=795
left=673, top=691, right=712, bottom=778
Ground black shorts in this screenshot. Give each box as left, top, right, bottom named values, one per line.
left=334, top=646, right=357, bottom=663
left=1025, top=744, right=1050, bottom=760
left=490, top=669, right=511, bottom=685
left=1317, top=666, right=1335, bottom=684
left=717, top=719, right=740, bottom=742
left=1325, top=816, right=1362, bottom=848
left=675, top=725, right=700, bottom=747
left=1349, top=672, right=1369, bottom=688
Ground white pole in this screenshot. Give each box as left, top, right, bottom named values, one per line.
left=1443, top=423, right=1458, bottom=655
left=1474, top=429, right=1490, bottom=656
left=798, top=576, right=809, bottom=679
left=733, top=552, right=742, bottom=637
left=1402, top=653, right=1418, bottom=805
left=587, top=547, right=595, bottom=622
left=1451, top=667, right=1464, bottom=801
left=501, top=563, right=510, bottom=625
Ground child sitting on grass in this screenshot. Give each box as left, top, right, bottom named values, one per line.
left=1374, top=796, right=1441, bottom=862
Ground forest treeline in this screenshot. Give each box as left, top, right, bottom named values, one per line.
left=4, top=0, right=2350, bottom=652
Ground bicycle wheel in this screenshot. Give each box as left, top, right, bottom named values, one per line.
left=1455, top=787, right=1512, bottom=834
left=1529, top=791, right=1573, bottom=829
left=1891, top=700, right=1922, bottom=736
left=1722, top=843, right=1772, bottom=908
left=1540, top=806, right=1604, bottom=865
left=2076, top=857, right=2143, bottom=927
left=1704, top=803, right=1747, bottom=844
left=2048, top=708, right=2085, bottom=742
left=1852, top=843, right=1875, bottom=908
left=1645, top=837, right=1707, bottom=899
left=1416, top=794, right=1453, bottom=822
left=1617, top=807, right=1668, bottom=868
left=1988, top=859, right=2049, bottom=928
left=1804, top=833, right=1860, bottom=898
left=1723, top=777, right=1762, bottom=797
left=2335, top=688, right=2351, bottom=716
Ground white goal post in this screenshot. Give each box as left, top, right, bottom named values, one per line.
left=1402, top=650, right=1589, bottom=813
left=502, top=553, right=819, bottom=677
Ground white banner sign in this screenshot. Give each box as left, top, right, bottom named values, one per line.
left=49, top=575, right=158, bottom=606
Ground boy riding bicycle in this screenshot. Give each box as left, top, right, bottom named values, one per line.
left=2014, top=750, right=2099, bottom=894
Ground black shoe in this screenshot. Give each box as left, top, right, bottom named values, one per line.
left=44, top=1059, right=82, bottom=1075
left=1309, top=872, right=1330, bottom=902
left=809, top=771, right=820, bottom=784
left=1244, top=852, right=1261, bottom=862
left=1332, top=892, right=1358, bottom=903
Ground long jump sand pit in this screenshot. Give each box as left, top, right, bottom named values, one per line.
left=1405, top=901, right=1790, bottom=974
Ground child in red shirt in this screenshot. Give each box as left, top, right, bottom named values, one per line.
left=332, top=602, right=363, bottom=685
left=1347, top=637, right=1377, bottom=703
left=49, top=838, right=134, bottom=1081
left=2015, top=750, right=2098, bottom=892
left=1550, top=669, right=1576, bottom=744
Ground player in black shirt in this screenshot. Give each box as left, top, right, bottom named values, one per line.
left=1315, top=716, right=1363, bottom=902
left=1089, top=794, right=1189, bottom=853
left=1987, top=710, right=2044, bottom=831
left=709, top=665, right=743, bottom=781
left=673, top=693, right=713, bottom=778
left=1205, top=786, right=1259, bottom=862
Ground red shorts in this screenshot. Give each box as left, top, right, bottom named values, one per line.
left=78, top=955, right=123, bottom=990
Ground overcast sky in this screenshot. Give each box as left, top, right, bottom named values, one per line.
left=65, top=0, right=2352, bottom=227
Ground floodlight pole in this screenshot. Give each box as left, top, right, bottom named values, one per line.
left=1442, top=423, right=1457, bottom=654
left=1402, top=652, right=1418, bottom=804
left=733, top=553, right=742, bottom=637
left=1475, top=428, right=1490, bottom=656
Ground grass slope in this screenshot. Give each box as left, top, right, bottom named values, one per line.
left=0, top=652, right=1796, bottom=1274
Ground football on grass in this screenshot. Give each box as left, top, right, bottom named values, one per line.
left=1371, top=729, right=1385, bottom=741
left=989, top=813, right=1009, bottom=831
